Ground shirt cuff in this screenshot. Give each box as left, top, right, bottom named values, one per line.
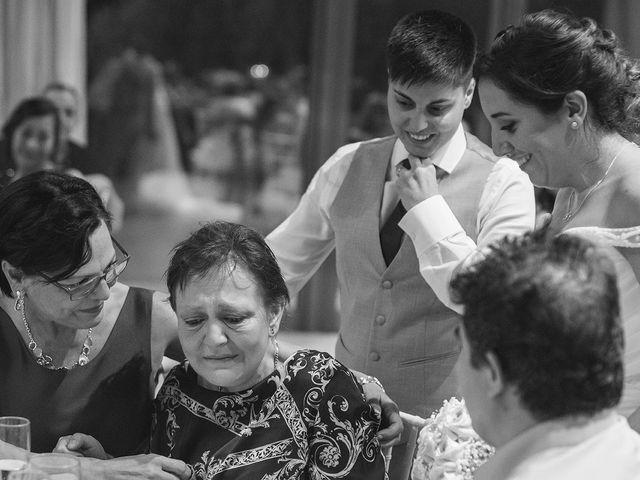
left=399, top=195, right=464, bottom=248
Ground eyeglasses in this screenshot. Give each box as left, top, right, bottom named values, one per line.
left=39, top=237, right=130, bottom=300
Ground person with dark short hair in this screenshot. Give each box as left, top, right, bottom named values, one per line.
left=0, top=171, right=190, bottom=479
left=151, top=221, right=386, bottom=479
left=266, top=10, right=534, bottom=477
left=451, top=228, right=640, bottom=479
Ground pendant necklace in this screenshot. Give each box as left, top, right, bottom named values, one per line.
left=21, top=306, right=93, bottom=370
left=562, top=142, right=629, bottom=224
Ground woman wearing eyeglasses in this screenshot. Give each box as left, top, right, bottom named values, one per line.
left=0, top=171, right=189, bottom=479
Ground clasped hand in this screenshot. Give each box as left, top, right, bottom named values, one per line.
left=396, top=157, right=439, bottom=211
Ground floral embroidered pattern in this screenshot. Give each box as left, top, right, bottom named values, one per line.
left=153, top=350, right=385, bottom=479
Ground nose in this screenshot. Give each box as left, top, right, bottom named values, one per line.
left=24, top=135, right=41, bottom=151
left=204, top=319, right=228, bottom=345
left=408, top=111, right=429, bottom=132
left=91, top=277, right=112, bottom=301
left=491, top=132, right=514, bottom=157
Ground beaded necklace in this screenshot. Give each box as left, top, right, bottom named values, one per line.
left=21, top=306, right=93, bottom=370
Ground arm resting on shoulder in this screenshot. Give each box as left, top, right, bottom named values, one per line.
left=400, top=159, right=535, bottom=313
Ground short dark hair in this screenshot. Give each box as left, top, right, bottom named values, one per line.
left=166, top=221, right=290, bottom=312
left=450, top=227, right=623, bottom=420
left=386, top=9, right=476, bottom=87
left=0, top=171, right=111, bottom=297
left=476, top=9, right=640, bottom=138
left=1, top=96, right=61, bottom=166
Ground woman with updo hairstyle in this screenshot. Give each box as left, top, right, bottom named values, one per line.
left=476, top=9, right=640, bottom=430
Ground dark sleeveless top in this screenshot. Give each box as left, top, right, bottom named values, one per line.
left=0, top=287, right=154, bottom=455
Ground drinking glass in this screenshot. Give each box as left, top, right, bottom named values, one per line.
left=8, top=468, right=50, bottom=480
left=0, top=417, right=30, bottom=480
left=28, top=455, right=80, bottom=480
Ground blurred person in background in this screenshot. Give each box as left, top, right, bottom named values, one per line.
left=42, top=81, right=88, bottom=171
left=0, top=96, right=124, bottom=231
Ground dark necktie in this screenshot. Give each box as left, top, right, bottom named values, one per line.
left=380, top=199, right=406, bottom=266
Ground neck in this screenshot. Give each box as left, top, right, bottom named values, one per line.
left=571, top=133, right=628, bottom=192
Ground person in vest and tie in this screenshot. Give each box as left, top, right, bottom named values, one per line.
left=266, top=10, right=535, bottom=478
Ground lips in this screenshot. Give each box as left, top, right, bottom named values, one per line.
left=506, top=153, right=531, bottom=169
left=407, top=131, right=435, bottom=143
left=80, top=303, right=104, bottom=315
left=204, top=355, right=237, bottom=361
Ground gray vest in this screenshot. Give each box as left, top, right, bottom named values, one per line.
left=330, top=134, right=495, bottom=416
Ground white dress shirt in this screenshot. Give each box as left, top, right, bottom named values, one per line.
left=266, top=125, right=535, bottom=308
left=474, top=413, right=640, bottom=480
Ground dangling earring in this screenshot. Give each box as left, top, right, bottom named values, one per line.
left=273, top=337, right=280, bottom=371
left=14, top=290, right=24, bottom=312
left=570, top=121, right=579, bottom=130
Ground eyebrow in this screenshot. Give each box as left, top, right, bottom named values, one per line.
left=69, top=254, right=118, bottom=281
left=489, top=112, right=512, bottom=119
left=392, top=88, right=453, bottom=105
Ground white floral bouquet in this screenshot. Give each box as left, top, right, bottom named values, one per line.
left=411, top=397, right=494, bottom=480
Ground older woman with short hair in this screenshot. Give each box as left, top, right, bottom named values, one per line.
left=151, top=221, right=386, bottom=479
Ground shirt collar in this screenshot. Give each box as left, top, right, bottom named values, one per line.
left=390, top=123, right=467, bottom=174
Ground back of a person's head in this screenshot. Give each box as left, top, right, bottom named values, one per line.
left=0, top=171, right=110, bottom=297
left=450, top=227, right=623, bottom=420
left=166, top=221, right=289, bottom=312
left=476, top=9, right=640, bottom=138
left=386, top=9, right=476, bottom=87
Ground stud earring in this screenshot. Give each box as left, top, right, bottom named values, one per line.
left=570, top=121, right=579, bottom=130
left=14, top=290, right=24, bottom=312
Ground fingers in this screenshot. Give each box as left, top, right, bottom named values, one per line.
left=158, top=457, right=192, bottom=480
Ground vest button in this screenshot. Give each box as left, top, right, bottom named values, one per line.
left=381, top=280, right=393, bottom=289
left=369, top=351, right=380, bottom=361
left=375, top=315, right=386, bottom=325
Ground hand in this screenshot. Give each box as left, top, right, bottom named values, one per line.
left=360, top=381, right=403, bottom=449
left=54, top=433, right=110, bottom=459
left=396, top=157, right=439, bottom=211
left=82, top=454, right=192, bottom=480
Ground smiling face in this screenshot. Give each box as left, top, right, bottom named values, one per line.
left=386, top=79, right=474, bottom=159
left=478, top=78, right=571, bottom=189
left=175, top=263, right=280, bottom=392
left=20, top=221, right=115, bottom=330
left=11, top=114, right=57, bottom=175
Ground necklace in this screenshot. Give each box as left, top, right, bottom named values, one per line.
left=562, top=142, right=629, bottom=224
left=21, top=306, right=93, bottom=370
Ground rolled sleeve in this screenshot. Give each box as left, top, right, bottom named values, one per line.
left=399, top=158, right=535, bottom=314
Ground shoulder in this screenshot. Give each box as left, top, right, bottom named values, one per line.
left=464, top=132, right=498, bottom=164
left=600, top=156, right=640, bottom=228
left=316, top=137, right=395, bottom=177
left=284, top=349, right=359, bottom=391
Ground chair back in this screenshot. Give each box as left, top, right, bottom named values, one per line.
left=383, top=411, right=429, bottom=479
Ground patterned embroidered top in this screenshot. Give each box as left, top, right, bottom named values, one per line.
left=152, top=349, right=386, bottom=479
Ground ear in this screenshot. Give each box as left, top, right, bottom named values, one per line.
left=563, top=90, right=588, bottom=128
left=483, top=351, right=506, bottom=399
left=1, top=260, right=27, bottom=295
left=463, top=78, right=476, bottom=109
left=268, top=304, right=284, bottom=336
